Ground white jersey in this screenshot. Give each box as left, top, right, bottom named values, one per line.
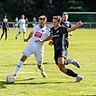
left=19, top=19, right=26, bottom=29
left=28, top=25, right=50, bottom=49
left=3, top=18, right=8, bottom=22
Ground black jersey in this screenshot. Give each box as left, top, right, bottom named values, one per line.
left=60, top=21, right=71, bottom=28
left=2, top=21, right=8, bottom=29
left=60, top=21, right=72, bottom=48
left=50, top=26, right=68, bottom=51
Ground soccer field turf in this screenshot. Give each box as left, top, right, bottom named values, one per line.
left=0, top=28, right=96, bottom=96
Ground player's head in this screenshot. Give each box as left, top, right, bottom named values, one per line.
left=21, top=15, right=25, bottom=19
left=38, top=15, right=47, bottom=28
left=62, top=12, right=68, bottom=21
left=4, top=15, right=7, bottom=19
left=52, top=16, right=61, bottom=28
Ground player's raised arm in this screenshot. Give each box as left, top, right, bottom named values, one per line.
left=35, top=36, right=51, bottom=43
left=67, top=21, right=83, bottom=32
left=24, top=32, right=33, bottom=42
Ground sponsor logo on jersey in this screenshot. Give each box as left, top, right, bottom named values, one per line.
left=34, top=32, right=42, bottom=38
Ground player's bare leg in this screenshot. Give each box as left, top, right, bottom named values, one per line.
left=15, top=32, right=21, bottom=39
left=57, top=57, right=83, bottom=82
left=23, top=32, right=26, bottom=39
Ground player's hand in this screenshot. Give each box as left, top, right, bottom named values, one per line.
left=76, top=21, right=83, bottom=27
left=48, top=40, right=53, bottom=46
left=24, top=38, right=28, bottom=42
left=35, top=39, right=43, bottom=43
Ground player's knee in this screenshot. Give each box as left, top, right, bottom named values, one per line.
left=20, top=55, right=27, bottom=62
left=58, top=63, right=65, bottom=72
left=37, top=60, right=42, bottom=65
left=58, top=57, right=65, bottom=65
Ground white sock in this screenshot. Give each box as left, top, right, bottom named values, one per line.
left=14, top=60, right=24, bottom=76
left=23, top=33, right=26, bottom=39
left=40, top=65, right=45, bottom=73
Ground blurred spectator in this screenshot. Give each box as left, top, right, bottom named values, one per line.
left=32, top=17, right=37, bottom=27
left=14, top=17, right=19, bottom=28
left=25, top=18, right=28, bottom=27
left=0, top=15, right=8, bottom=40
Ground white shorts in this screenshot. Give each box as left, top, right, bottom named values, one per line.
left=19, top=28, right=26, bottom=32
left=15, top=24, right=18, bottom=27
left=23, top=44, right=43, bottom=65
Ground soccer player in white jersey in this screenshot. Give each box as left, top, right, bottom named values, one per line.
left=15, top=15, right=26, bottom=40
left=13, top=15, right=50, bottom=80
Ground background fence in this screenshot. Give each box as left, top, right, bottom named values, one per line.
left=1, top=22, right=96, bottom=29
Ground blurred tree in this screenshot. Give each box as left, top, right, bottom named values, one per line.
left=0, top=0, right=96, bottom=21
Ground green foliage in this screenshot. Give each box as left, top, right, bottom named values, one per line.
left=0, top=0, right=96, bottom=21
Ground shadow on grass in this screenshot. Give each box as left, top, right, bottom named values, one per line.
left=14, top=81, right=75, bottom=85
left=16, top=77, right=35, bottom=82
left=0, top=81, right=7, bottom=89
left=1, top=62, right=50, bottom=66
left=0, top=77, right=75, bottom=87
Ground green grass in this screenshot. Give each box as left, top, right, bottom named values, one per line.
left=0, top=28, right=96, bottom=96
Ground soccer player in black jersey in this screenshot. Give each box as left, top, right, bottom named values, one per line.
left=0, top=15, right=8, bottom=40
left=36, top=16, right=83, bottom=82
left=49, top=16, right=83, bottom=82
left=60, top=12, right=80, bottom=68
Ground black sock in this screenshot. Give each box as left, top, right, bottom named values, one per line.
left=65, top=69, right=78, bottom=77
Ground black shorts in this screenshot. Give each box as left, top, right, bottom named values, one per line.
left=54, top=49, right=68, bottom=65
left=3, top=28, right=7, bottom=31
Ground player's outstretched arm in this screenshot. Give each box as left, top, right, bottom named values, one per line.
left=67, top=21, right=83, bottom=32
left=24, top=32, right=33, bottom=42
left=35, top=36, right=51, bottom=43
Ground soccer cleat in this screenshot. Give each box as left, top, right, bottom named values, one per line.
left=41, top=72, right=47, bottom=78
left=76, top=75, right=83, bottom=82
left=70, top=59, right=80, bottom=68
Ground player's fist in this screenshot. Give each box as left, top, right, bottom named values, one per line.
left=35, top=39, right=43, bottom=43
left=76, top=21, right=83, bottom=27
left=48, top=40, right=53, bottom=46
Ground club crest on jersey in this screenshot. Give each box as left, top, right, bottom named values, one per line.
left=34, top=32, right=42, bottom=38
left=56, top=30, right=59, bottom=33
left=67, top=23, right=70, bottom=27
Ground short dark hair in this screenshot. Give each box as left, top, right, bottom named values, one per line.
left=39, top=15, right=47, bottom=21
left=53, top=16, right=61, bottom=23
left=62, top=12, right=68, bottom=15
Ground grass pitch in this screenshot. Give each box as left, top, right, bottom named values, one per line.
left=0, top=28, right=96, bottom=96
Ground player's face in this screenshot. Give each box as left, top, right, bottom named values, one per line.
left=39, top=18, right=46, bottom=28
left=52, top=19, right=60, bottom=28
left=21, top=15, right=25, bottom=19
left=62, top=14, right=68, bottom=21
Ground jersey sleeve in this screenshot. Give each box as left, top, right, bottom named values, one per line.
left=32, top=26, right=36, bottom=33
left=69, top=22, right=72, bottom=28
left=46, top=29, right=50, bottom=37
left=50, top=27, right=53, bottom=36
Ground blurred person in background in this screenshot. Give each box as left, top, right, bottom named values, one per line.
left=0, top=15, right=8, bottom=40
